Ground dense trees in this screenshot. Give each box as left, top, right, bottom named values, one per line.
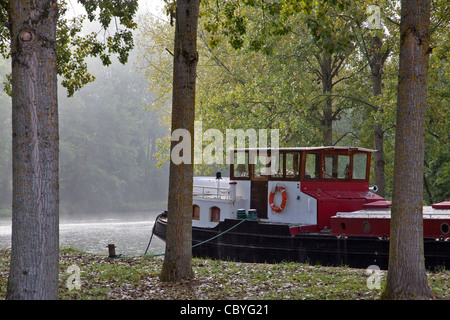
left=139, top=0, right=449, bottom=203
left=139, top=1, right=448, bottom=298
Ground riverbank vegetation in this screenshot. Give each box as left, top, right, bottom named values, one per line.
left=137, top=1, right=449, bottom=203
left=0, top=248, right=448, bottom=300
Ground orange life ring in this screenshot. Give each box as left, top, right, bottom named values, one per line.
left=269, top=187, right=287, bottom=213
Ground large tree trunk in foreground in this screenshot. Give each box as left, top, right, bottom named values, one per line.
left=381, top=0, right=432, bottom=300
left=160, top=0, right=200, bottom=282
left=7, top=0, right=60, bottom=300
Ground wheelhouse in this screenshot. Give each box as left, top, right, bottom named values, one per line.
left=229, top=147, right=374, bottom=182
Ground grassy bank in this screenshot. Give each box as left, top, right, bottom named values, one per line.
left=0, top=247, right=448, bottom=300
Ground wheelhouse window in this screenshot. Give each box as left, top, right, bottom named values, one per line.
left=305, top=152, right=320, bottom=179
left=285, top=152, right=300, bottom=178
left=232, top=151, right=249, bottom=178
left=230, top=148, right=371, bottom=182
left=253, top=154, right=270, bottom=178
left=231, top=150, right=284, bottom=179
left=323, top=154, right=350, bottom=179
left=352, top=153, right=368, bottom=180
left=210, top=206, right=220, bottom=222
left=271, top=152, right=283, bottom=178
left=192, top=205, right=200, bottom=220
left=303, top=150, right=370, bottom=181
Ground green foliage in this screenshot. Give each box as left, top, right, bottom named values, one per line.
left=135, top=14, right=174, bottom=167
left=425, top=146, right=450, bottom=204
left=137, top=0, right=449, bottom=201
left=81, top=0, right=138, bottom=29
left=0, top=0, right=138, bottom=97
left=424, top=29, right=450, bottom=204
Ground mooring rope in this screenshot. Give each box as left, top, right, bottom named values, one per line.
left=145, top=215, right=249, bottom=257
left=144, top=211, right=167, bottom=256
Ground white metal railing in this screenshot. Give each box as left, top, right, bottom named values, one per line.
left=193, top=185, right=230, bottom=199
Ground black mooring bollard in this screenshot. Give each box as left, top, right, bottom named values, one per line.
left=107, top=243, right=117, bottom=258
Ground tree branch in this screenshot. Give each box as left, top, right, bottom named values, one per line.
left=333, top=131, right=358, bottom=146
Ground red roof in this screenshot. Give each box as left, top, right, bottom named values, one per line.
left=363, top=200, right=392, bottom=209
left=432, top=201, right=450, bottom=210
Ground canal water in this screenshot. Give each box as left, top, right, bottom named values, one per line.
left=0, top=211, right=166, bottom=257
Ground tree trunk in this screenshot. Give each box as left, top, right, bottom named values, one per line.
left=320, top=53, right=333, bottom=145
left=381, top=0, right=432, bottom=300
left=7, top=0, right=60, bottom=300
left=370, top=38, right=388, bottom=198
left=160, top=0, right=200, bottom=282
left=373, top=122, right=386, bottom=198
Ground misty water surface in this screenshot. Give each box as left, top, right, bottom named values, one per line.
left=0, top=211, right=166, bottom=257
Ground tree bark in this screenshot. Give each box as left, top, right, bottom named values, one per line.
left=160, top=0, right=200, bottom=282
left=370, top=35, right=389, bottom=198
left=381, top=0, right=432, bottom=300
left=373, top=122, right=386, bottom=197
left=7, top=0, right=59, bottom=300
left=320, top=53, right=334, bottom=146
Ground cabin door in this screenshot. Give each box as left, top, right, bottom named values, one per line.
left=250, top=152, right=270, bottom=219
left=251, top=180, right=268, bottom=219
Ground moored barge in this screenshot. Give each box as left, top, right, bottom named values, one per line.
left=153, top=147, right=450, bottom=270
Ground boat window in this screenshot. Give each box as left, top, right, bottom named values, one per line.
left=253, top=153, right=270, bottom=178
left=352, top=153, right=368, bottom=179
left=285, top=152, right=300, bottom=178
left=305, top=152, right=321, bottom=179
left=210, top=206, right=220, bottom=222
left=233, top=151, right=249, bottom=178
left=192, top=205, right=200, bottom=220
left=323, top=154, right=350, bottom=179
left=271, top=153, right=284, bottom=178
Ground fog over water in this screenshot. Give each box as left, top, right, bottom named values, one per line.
left=0, top=212, right=166, bottom=256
